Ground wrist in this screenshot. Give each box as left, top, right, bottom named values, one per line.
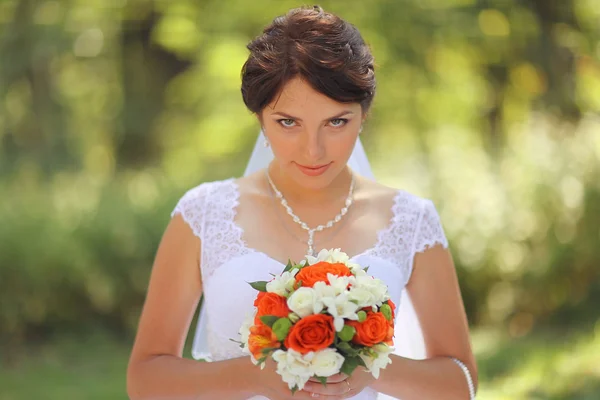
left=241, top=357, right=265, bottom=396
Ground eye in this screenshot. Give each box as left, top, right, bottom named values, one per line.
left=277, top=118, right=297, bottom=128
left=329, top=118, right=349, bottom=127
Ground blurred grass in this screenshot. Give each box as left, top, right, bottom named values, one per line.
left=1, top=324, right=599, bottom=399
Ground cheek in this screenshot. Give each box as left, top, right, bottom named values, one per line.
left=268, top=134, right=298, bottom=159
left=328, top=133, right=359, bottom=155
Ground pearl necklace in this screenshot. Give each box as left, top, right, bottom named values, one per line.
left=266, top=169, right=355, bottom=257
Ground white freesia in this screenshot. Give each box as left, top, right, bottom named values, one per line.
left=312, top=281, right=336, bottom=300
left=238, top=312, right=254, bottom=355
left=360, top=344, right=394, bottom=379
left=306, top=248, right=355, bottom=266
left=266, top=268, right=299, bottom=297
left=309, top=348, right=345, bottom=377
left=321, top=293, right=360, bottom=332
left=272, top=349, right=313, bottom=390
left=348, top=261, right=366, bottom=275
left=326, top=273, right=355, bottom=296
left=287, top=287, right=323, bottom=317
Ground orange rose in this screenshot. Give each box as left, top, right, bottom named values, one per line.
left=384, top=324, right=395, bottom=346
left=253, top=292, right=266, bottom=307
left=248, top=324, right=280, bottom=360
left=254, top=292, right=290, bottom=325
left=284, top=314, right=335, bottom=354
left=387, top=299, right=396, bottom=326
left=295, top=262, right=353, bottom=288
left=346, top=312, right=389, bottom=346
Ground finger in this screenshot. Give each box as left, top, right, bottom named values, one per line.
left=301, top=381, right=350, bottom=397
left=326, top=373, right=347, bottom=383
left=288, top=389, right=340, bottom=400
left=308, top=373, right=347, bottom=384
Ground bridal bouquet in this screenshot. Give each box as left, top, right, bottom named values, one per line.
left=237, top=249, right=395, bottom=393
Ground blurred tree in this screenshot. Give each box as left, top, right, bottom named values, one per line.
left=117, top=4, right=193, bottom=168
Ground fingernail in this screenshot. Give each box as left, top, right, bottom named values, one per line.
left=311, top=393, right=319, bottom=398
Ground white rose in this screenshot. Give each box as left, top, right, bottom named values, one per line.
left=310, top=348, right=345, bottom=377
left=287, top=287, right=323, bottom=317
left=266, top=269, right=299, bottom=297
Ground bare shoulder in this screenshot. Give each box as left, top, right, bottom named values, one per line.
left=354, top=175, right=400, bottom=206
left=234, top=170, right=268, bottom=196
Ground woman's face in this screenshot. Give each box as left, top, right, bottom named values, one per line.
left=260, top=76, right=364, bottom=189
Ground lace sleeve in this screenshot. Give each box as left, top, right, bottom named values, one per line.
left=404, top=199, right=449, bottom=284
left=170, top=182, right=213, bottom=239
left=412, top=199, right=449, bottom=255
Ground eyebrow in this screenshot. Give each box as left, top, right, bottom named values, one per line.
left=270, top=110, right=354, bottom=122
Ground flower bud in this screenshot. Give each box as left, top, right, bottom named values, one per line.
left=380, top=304, right=392, bottom=321
left=357, top=310, right=367, bottom=322
left=288, top=312, right=301, bottom=324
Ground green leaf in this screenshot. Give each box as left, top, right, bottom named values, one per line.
left=248, top=281, right=268, bottom=292
left=259, top=315, right=279, bottom=327
left=337, top=342, right=352, bottom=352
left=283, top=259, right=294, bottom=273
left=380, top=304, right=392, bottom=321
left=356, top=356, right=367, bottom=368
left=364, top=266, right=370, bottom=274
left=261, top=346, right=278, bottom=355
left=337, top=341, right=360, bottom=357
left=338, top=324, right=356, bottom=342
left=357, top=310, right=367, bottom=322
left=316, top=376, right=328, bottom=386
left=340, top=356, right=360, bottom=376
left=272, top=317, right=293, bottom=341
left=291, top=385, right=298, bottom=395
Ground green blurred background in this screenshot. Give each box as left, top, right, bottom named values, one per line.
left=1, top=0, right=599, bottom=398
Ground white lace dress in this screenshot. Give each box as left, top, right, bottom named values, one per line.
left=172, top=178, right=448, bottom=400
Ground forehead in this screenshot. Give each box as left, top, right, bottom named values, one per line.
left=266, top=76, right=360, bottom=114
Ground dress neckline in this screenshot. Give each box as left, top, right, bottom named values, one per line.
left=226, top=178, right=403, bottom=266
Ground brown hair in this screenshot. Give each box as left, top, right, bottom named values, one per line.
left=241, top=5, right=376, bottom=114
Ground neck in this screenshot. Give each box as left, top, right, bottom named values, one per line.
left=266, top=163, right=354, bottom=207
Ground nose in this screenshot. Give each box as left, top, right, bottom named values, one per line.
left=304, top=128, right=325, bottom=160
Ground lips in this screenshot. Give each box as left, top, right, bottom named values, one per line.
left=298, top=164, right=329, bottom=169
left=295, top=162, right=332, bottom=177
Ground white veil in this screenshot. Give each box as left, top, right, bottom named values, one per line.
left=191, top=130, right=426, bottom=361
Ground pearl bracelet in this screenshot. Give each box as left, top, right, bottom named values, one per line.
left=449, top=357, right=476, bottom=399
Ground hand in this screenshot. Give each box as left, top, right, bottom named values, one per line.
left=301, top=367, right=376, bottom=399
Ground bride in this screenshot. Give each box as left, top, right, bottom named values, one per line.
left=127, top=6, right=477, bottom=400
